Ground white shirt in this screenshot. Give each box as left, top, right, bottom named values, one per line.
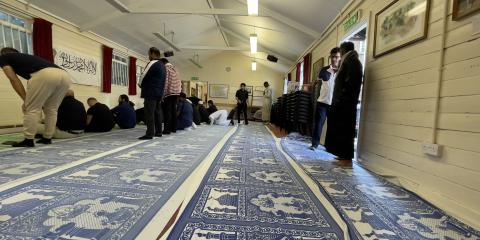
left=317, top=65, right=337, bottom=105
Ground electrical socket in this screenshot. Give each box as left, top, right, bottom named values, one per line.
left=422, top=143, right=442, bottom=157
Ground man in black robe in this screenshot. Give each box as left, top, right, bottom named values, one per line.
left=325, top=41, right=363, bottom=164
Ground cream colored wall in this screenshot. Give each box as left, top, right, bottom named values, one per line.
left=179, top=52, right=284, bottom=108
left=292, top=0, right=480, bottom=228
left=0, top=0, right=148, bottom=127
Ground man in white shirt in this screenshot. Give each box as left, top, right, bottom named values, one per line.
left=310, top=47, right=341, bottom=150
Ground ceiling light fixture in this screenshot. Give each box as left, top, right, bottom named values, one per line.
left=249, top=33, right=257, bottom=54
left=153, top=32, right=181, bottom=52
left=252, top=60, right=257, bottom=71
left=247, top=0, right=258, bottom=16
left=105, top=0, right=130, bottom=13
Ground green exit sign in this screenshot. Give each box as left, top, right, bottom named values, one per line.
left=191, top=76, right=199, bottom=80
left=344, top=10, right=361, bottom=32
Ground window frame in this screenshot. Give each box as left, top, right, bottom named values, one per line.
left=0, top=10, right=32, bottom=54
left=111, top=51, right=129, bottom=87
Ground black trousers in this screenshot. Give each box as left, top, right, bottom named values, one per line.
left=163, top=95, right=178, bottom=133
left=236, top=102, right=248, bottom=124
left=325, top=104, right=357, bottom=160
left=144, top=99, right=163, bottom=137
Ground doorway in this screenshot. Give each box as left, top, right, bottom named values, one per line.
left=341, top=24, right=368, bottom=160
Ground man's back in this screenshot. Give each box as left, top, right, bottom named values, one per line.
left=57, top=96, right=86, bottom=131
left=86, top=103, right=115, bottom=132
left=177, top=100, right=193, bottom=129
left=112, top=103, right=136, bottom=129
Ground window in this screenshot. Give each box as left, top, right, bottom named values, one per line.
left=112, top=53, right=128, bottom=86
left=299, top=62, right=304, bottom=90
left=0, top=11, right=32, bottom=54
left=283, top=77, right=288, bottom=94
left=136, top=65, right=144, bottom=82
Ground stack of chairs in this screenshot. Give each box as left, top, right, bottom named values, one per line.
left=271, top=91, right=312, bottom=135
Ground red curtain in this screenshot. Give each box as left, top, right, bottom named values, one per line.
left=102, top=45, right=113, bottom=93
left=295, top=62, right=301, bottom=82
left=32, top=18, right=53, bottom=62
left=128, top=56, right=137, bottom=95
left=303, top=53, right=311, bottom=85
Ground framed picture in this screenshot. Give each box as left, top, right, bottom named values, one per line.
left=453, top=0, right=480, bottom=20
left=311, top=57, right=325, bottom=81
left=373, top=0, right=431, bottom=58
left=246, top=86, right=253, bottom=96
left=209, top=84, right=229, bottom=98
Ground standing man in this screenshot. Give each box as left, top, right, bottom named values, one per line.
left=325, top=42, right=363, bottom=164
left=262, top=81, right=273, bottom=122
left=235, top=83, right=249, bottom=125
left=310, top=47, right=341, bottom=150
left=160, top=58, right=181, bottom=135
left=0, top=47, right=70, bottom=147
left=138, top=47, right=166, bottom=139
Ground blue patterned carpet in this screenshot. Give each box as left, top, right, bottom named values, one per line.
left=168, top=124, right=346, bottom=239
left=281, top=133, right=480, bottom=240
left=0, top=129, right=145, bottom=185
left=0, top=126, right=232, bottom=239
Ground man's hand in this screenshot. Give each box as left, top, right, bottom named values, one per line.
left=2, top=66, right=26, bottom=101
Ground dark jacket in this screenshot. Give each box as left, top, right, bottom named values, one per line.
left=332, top=51, right=363, bottom=108
left=57, top=96, right=87, bottom=131
left=140, top=60, right=166, bottom=100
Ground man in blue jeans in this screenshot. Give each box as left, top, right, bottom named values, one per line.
left=310, top=47, right=341, bottom=150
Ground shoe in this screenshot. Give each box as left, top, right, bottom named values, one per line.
left=12, top=139, right=34, bottom=147
left=138, top=135, right=153, bottom=140
left=162, top=131, right=171, bottom=135
left=34, top=134, right=43, bottom=139
left=229, top=121, right=235, bottom=126
left=36, top=137, right=52, bottom=144
left=155, top=133, right=163, bottom=137
left=309, top=145, right=317, bottom=151
left=245, top=122, right=249, bottom=125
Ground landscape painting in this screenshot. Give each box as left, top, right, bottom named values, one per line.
left=374, top=0, right=430, bottom=57
left=453, top=0, right=480, bottom=20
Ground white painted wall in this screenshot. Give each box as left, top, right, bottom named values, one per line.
left=0, top=0, right=148, bottom=127
left=292, top=0, right=480, bottom=228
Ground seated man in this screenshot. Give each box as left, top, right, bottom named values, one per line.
left=37, top=89, right=86, bottom=139
left=85, top=97, right=115, bottom=132
left=177, top=93, right=194, bottom=130
left=209, top=110, right=230, bottom=126
left=198, top=101, right=210, bottom=124
left=111, top=94, right=136, bottom=129
left=207, top=100, right=218, bottom=115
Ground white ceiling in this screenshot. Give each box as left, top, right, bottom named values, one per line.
left=30, top=0, right=349, bottom=72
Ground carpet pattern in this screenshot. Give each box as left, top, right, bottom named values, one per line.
left=281, top=133, right=480, bottom=240
left=0, top=129, right=145, bottom=185
left=168, top=124, right=345, bottom=239
left=0, top=126, right=231, bottom=239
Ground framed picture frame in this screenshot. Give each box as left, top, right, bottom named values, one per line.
left=311, top=57, right=325, bottom=81
left=453, top=0, right=480, bottom=21
left=246, top=86, right=253, bottom=96
left=208, top=84, right=229, bottom=98
left=373, top=0, right=431, bottom=58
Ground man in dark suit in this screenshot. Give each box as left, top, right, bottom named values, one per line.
left=138, top=47, right=166, bottom=139
left=325, top=41, right=363, bottom=164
